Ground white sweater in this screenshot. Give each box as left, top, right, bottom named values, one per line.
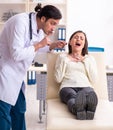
left=54, top=53, right=98, bottom=90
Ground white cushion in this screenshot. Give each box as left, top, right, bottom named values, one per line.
left=47, top=99, right=113, bottom=130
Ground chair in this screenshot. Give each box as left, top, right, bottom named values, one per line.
left=46, top=51, right=113, bottom=130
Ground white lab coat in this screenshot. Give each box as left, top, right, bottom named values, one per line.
left=0, top=12, right=50, bottom=105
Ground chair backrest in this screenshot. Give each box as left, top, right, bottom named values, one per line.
left=47, top=52, right=108, bottom=100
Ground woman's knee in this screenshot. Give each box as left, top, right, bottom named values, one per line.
left=86, top=91, right=98, bottom=110
left=60, top=87, right=77, bottom=103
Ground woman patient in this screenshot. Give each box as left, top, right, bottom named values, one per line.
left=54, top=30, right=98, bottom=120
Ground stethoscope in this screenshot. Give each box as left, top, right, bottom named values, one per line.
left=29, top=12, right=39, bottom=41
left=29, top=12, right=33, bottom=40
left=29, top=13, right=43, bottom=66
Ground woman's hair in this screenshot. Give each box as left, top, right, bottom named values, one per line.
left=68, top=30, right=88, bottom=56
left=34, top=3, right=62, bottom=20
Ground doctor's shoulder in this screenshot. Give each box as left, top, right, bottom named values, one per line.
left=4, top=13, right=29, bottom=25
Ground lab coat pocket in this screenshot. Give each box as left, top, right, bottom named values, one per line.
left=0, top=45, right=9, bottom=70
left=0, top=52, right=7, bottom=70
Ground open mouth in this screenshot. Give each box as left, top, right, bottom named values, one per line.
left=75, top=43, right=81, bottom=46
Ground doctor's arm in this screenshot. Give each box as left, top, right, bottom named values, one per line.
left=33, top=35, right=67, bottom=52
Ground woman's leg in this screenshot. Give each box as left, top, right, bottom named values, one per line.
left=74, top=90, right=87, bottom=120
left=81, top=87, right=98, bottom=120
left=59, top=87, right=77, bottom=114
left=59, top=87, right=77, bottom=103
left=0, top=100, right=11, bottom=130
left=59, top=87, right=86, bottom=120
left=86, top=91, right=98, bottom=120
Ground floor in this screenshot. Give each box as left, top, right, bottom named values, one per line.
left=25, top=84, right=46, bottom=130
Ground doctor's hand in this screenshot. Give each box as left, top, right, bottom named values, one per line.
left=49, top=40, right=67, bottom=51
left=34, top=36, right=51, bottom=51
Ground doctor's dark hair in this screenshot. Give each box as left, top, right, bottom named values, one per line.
left=34, top=3, right=62, bottom=20
left=68, top=30, right=88, bottom=56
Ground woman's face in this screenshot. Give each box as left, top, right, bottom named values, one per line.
left=41, top=17, right=60, bottom=35
left=69, top=32, right=86, bottom=52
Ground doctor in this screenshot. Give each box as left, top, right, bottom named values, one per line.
left=0, top=3, right=66, bottom=130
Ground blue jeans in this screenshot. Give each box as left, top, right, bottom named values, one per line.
left=0, top=83, right=26, bottom=130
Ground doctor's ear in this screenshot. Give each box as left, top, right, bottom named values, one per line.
left=41, top=16, right=46, bottom=22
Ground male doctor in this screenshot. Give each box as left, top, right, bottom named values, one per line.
left=0, top=4, right=66, bottom=130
